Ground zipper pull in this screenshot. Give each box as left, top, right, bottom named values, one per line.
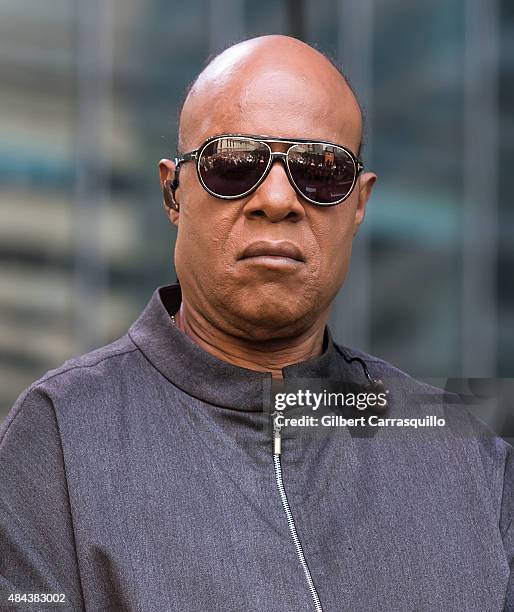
left=271, top=410, right=282, bottom=455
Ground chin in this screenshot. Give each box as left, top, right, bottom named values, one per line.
left=228, top=297, right=314, bottom=338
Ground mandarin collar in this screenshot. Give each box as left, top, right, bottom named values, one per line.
left=128, top=284, right=356, bottom=411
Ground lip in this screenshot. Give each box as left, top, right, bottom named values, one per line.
left=239, top=241, right=305, bottom=262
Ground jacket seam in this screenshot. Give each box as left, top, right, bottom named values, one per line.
left=501, top=446, right=513, bottom=538
left=47, top=394, right=88, bottom=610
left=33, top=346, right=139, bottom=387
left=0, top=347, right=138, bottom=448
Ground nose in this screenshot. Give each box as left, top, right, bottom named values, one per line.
left=243, top=158, right=306, bottom=223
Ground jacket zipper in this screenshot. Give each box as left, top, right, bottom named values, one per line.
left=272, top=412, right=323, bottom=612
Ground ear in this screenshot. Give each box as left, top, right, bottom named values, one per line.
left=158, top=158, right=179, bottom=225
left=353, top=171, right=377, bottom=235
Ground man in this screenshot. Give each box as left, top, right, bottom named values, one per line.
left=0, top=35, right=512, bottom=612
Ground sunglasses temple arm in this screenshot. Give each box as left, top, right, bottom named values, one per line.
left=171, top=151, right=198, bottom=189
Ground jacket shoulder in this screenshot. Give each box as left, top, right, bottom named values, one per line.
left=36, top=334, right=138, bottom=385
left=2, top=334, right=140, bottom=429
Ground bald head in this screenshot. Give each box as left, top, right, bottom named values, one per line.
left=178, top=35, right=363, bottom=157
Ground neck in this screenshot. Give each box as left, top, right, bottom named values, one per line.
left=173, top=301, right=327, bottom=379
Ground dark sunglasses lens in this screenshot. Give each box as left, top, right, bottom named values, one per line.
left=198, top=138, right=270, bottom=197
left=288, top=144, right=356, bottom=204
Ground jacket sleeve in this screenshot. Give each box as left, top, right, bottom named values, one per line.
left=0, top=387, right=85, bottom=611
left=503, top=442, right=514, bottom=611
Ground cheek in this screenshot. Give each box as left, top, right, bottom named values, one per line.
left=174, top=195, right=238, bottom=277
left=312, top=206, right=356, bottom=277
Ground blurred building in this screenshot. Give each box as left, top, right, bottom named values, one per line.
left=1, top=0, right=513, bottom=433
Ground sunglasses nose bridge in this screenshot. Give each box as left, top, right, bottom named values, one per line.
left=254, top=150, right=306, bottom=209
left=266, top=150, right=291, bottom=177
left=268, top=150, right=288, bottom=163
left=263, top=150, right=292, bottom=183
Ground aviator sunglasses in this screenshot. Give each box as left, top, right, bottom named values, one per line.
left=165, top=134, right=364, bottom=208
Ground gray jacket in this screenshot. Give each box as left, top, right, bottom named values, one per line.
left=1, top=284, right=512, bottom=611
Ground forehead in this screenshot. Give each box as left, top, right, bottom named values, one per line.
left=182, top=65, right=362, bottom=154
